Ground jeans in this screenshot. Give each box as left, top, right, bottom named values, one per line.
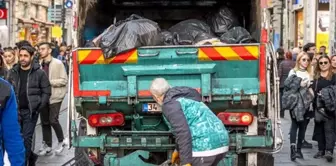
left=19, top=109, right=39, bottom=165
left=314, top=117, right=336, bottom=152
left=289, top=118, right=306, bottom=149
left=40, top=102, right=64, bottom=147
left=279, top=88, right=284, bottom=117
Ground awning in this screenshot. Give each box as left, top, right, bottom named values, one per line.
left=319, top=0, right=329, bottom=3
left=30, top=18, right=55, bottom=27
left=17, top=17, right=35, bottom=25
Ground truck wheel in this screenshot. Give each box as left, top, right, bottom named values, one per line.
left=74, top=119, right=89, bottom=166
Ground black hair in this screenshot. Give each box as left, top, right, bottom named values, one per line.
left=15, top=40, right=32, bottom=49
left=0, top=53, right=3, bottom=67
left=303, top=43, right=316, bottom=52
left=19, top=46, right=35, bottom=56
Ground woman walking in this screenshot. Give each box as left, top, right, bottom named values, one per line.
left=312, top=55, right=336, bottom=162
left=283, top=52, right=314, bottom=161
left=3, top=47, right=17, bottom=70
left=278, top=52, right=295, bottom=118
left=331, top=55, right=336, bottom=73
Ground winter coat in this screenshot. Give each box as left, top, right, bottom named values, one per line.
left=0, top=78, right=25, bottom=166
left=317, top=85, right=336, bottom=117
left=8, top=62, right=51, bottom=114
left=282, top=75, right=314, bottom=121
left=278, top=60, right=295, bottom=88
left=162, top=87, right=229, bottom=165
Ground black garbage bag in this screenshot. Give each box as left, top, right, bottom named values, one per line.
left=99, top=14, right=162, bottom=59
left=220, top=26, right=254, bottom=44
left=206, top=6, right=240, bottom=36
left=160, top=31, right=174, bottom=45
left=168, top=19, right=217, bottom=45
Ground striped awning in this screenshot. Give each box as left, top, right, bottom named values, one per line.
left=319, top=0, right=329, bottom=3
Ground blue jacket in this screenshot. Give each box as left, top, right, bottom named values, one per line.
left=0, top=78, right=25, bottom=166
left=162, top=87, right=229, bottom=165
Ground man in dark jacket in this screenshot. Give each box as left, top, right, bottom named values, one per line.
left=8, top=45, right=51, bottom=166
left=0, top=78, right=25, bottom=165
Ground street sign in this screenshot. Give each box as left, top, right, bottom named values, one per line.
left=0, top=8, right=7, bottom=19
left=65, top=0, right=73, bottom=8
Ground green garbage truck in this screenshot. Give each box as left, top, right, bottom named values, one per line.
left=67, top=0, right=284, bottom=165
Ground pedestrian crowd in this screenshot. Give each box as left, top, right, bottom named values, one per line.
left=278, top=43, right=336, bottom=163
left=0, top=40, right=71, bottom=166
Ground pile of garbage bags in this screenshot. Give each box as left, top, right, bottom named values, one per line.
left=98, top=6, right=255, bottom=59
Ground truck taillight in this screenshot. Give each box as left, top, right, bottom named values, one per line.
left=217, top=112, right=253, bottom=126
left=88, top=113, right=125, bottom=127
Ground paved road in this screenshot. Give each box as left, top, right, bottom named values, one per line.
left=34, top=95, right=335, bottom=166
left=274, top=113, right=335, bottom=166
left=35, top=94, right=74, bottom=166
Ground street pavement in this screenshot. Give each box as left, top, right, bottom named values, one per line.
left=35, top=94, right=74, bottom=166
left=34, top=95, right=336, bottom=166
left=274, top=113, right=335, bottom=166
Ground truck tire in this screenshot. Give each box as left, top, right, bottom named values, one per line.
left=74, top=119, right=90, bottom=166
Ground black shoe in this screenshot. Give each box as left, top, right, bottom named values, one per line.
left=301, top=140, right=313, bottom=149
left=325, top=151, right=333, bottom=162
left=28, top=153, right=38, bottom=166
left=296, top=149, right=304, bottom=159
left=290, top=145, right=297, bottom=161
left=313, top=151, right=325, bottom=159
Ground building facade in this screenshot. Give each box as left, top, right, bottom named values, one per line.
left=9, top=0, right=54, bottom=46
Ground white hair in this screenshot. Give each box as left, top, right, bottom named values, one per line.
left=150, top=78, right=170, bottom=97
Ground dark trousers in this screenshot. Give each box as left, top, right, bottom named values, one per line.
left=279, top=88, right=284, bottom=117
left=20, top=109, right=39, bottom=165
left=289, top=118, right=305, bottom=149
left=314, top=118, right=336, bottom=152
left=192, top=153, right=225, bottom=166
left=303, top=118, right=310, bottom=141
left=40, top=102, right=64, bottom=147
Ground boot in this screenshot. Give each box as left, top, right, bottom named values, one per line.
left=296, top=149, right=304, bottom=159
left=290, top=145, right=297, bottom=161
left=28, top=152, right=38, bottom=166
left=313, top=151, right=325, bottom=159
left=325, top=151, right=333, bottom=162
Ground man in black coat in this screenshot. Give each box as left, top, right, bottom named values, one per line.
left=8, top=46, right=51, bottom=166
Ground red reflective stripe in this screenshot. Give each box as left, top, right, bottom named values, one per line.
left=110, top=49, right=136, bottom=64
left=259, top=44, right=266, bottom=93
left=231, top=46, right=257, bottom=60
left=200, top=48, right=227, bottom=61
left=72, top=50, right=111, bottom=97
left=80, top=50, right=102, bottom=64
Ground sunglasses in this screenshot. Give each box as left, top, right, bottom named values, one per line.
left=319, top=61, right=329, bottom=65
left=301, top=58, right=310, bottom=62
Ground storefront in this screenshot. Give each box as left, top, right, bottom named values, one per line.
left=316, top=0, right=330, bottom=53
left=17, top=17, right=54, bottom=46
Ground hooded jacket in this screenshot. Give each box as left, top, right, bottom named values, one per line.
left=282, top=75, right=314, bottom=121
left=8, top=61, right=51, bottom=113
left=162, top=87, right=229, bottom=165
left=0, top=78, right=25, bottom=165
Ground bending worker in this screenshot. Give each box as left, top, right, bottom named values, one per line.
left=150, top=78, right=229, bottom=166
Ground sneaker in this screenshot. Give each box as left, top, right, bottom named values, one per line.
left=325, top=151, right=333, bottom=162
left=38, top=142, right=48, bottom=152
left=38, top=146, right=52, bottom=156
left=55, top=142, right=66, bottom=155
left=313, top=151, right=325, bottom=159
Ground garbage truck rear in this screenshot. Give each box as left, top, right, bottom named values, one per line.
left=67, top=0, right=283, bottom=165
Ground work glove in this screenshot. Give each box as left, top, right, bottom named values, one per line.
left=171, top=150, right=180, bottom=164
